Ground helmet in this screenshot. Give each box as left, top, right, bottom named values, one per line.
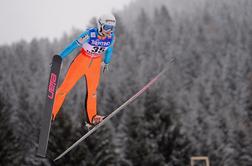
left=97, top=14, right=116, bottom=36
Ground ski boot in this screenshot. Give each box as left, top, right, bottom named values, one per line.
left=85, top=115, right=106, bottom=131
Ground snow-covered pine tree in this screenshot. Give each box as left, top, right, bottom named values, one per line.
left=0, top=95, right=21, bottom=165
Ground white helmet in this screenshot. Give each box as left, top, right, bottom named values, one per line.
left=97, top=14, right=116, bottom=35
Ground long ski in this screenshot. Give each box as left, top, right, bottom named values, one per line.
left=37, top=55, right=62, bottom=157
left=54, top=64, right=172, bottom=161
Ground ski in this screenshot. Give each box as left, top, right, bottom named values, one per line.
left=54, top=64, right=173, bottom=161
left=37, top=55, right=62, bottom=157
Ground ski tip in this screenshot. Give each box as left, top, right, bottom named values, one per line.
left=53, top=156, right=60, bottom=162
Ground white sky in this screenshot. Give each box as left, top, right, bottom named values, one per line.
left=0, top=0, right=134, bottom=45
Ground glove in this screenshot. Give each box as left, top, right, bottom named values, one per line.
left=101, top=62, right=109, bottom=72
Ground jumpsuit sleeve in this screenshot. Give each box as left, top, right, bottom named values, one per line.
left=58, top=30, right=89, bottom=59
left=103, top=36, right=115, bottom=64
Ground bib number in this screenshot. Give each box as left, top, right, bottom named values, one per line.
left=91, top=46, right=105, bottom=54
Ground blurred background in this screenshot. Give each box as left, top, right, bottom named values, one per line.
left=0, top=0, right=252, bottom=165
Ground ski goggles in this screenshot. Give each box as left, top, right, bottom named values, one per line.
left=103, top=24, right=114, bottom=31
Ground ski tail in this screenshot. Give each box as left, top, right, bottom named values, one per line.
left=37, top=55, right=62, bottom=157
left=54, top=57, right=175, bottom=161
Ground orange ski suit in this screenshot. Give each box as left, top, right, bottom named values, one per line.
left=52, top=51, right=102, bottom=123
left=52, top=27, right=115, bottom=123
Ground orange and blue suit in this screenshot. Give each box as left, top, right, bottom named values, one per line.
left=52, top=27, right=115, bottom=123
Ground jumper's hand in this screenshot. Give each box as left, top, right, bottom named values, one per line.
left=101, top=62, right=109, bottom=73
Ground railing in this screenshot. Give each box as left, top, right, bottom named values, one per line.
left=191, top=156, right=210, bottom=166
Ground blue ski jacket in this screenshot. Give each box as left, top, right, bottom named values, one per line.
left=59, top=27, right=115, bottom=64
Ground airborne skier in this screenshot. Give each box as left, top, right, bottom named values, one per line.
left=52, top=14, right=116, bottom=125
left=38, top=13, right=172, bottom=159
left=36, top=12, right=175, bottom=160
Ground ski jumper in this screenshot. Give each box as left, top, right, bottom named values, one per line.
left=52, top=27, right=115, bottom=123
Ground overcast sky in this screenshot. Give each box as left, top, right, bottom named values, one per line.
left=0, top=0, right=134, bottom=45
